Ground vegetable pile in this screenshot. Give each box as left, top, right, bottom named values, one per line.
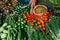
left=0, top=13, right=52, bottom=40
left=22, top=12, right=50, bottom=30
left=0, top=1, right=60, bottom=40
left=0, top=2, right=52, bottom=40
left=0, top=14, right=21, bottom=40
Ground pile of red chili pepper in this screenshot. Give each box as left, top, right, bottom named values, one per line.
left=22, top=12, right=50, bottom=30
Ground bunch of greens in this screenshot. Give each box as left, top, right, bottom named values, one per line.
left=12, top=2, right=30, bottom=15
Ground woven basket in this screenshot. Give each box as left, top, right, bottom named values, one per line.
left=33, top=5, right=48, bottom=16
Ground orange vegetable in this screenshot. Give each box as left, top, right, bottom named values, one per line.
left=31, top=22, right=34, bottom=26
left=42, top=27, right=46, bottom=30
left=37, top=21, right=41, bottom=24
left=44, top=18, right=48, bottom=21
left=40, top=20, right=44, bottom=24
left=39, top=25, right=42, bottom=28
left=43, top=13, right=48, bottom=16
left=27, top=20, right=31, bottom=23
left=41, top=24, right=45, bottom=27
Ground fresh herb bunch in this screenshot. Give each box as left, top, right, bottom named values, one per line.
left=12, top=2, right=30, bottom=15
left=0, top=14, right=20, bottom=40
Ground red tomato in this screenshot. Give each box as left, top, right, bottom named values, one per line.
left=43, top=13, right=48, bottom=16
left=41, top=24, right=45, bottom=27
left=44, top=18, right=48, bottom=22
left=40, top=20, right=44, bottom=24
left=42, top=27, right=46, bottom=30
left=29, top=22, right=34, bottom=26
left=39, top=25, right=42, bottom=28
left=37, top=21, right=41, bottom=25
left=27, top=20, right=31, bottom=23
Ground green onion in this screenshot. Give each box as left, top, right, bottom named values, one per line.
left=0, top=27, right=4, bottom=32
left=2, top=23, right=8, bottom=27
left=3, top=30, right=8, bottom=33
left=7, top=25, right=11, bottom=29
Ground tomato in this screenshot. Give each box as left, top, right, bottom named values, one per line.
left=31, top=22, right=34, bottom=26
left=37, top=21, right=41, bottom=24
left=40, top=20, right=44, bottom=24
left=43, top=15, right=48, bottom=18
left=43, top=13, right=48, bottom=16
left=42, top=27, right=46, bottom=30
left=26, top=14, right=30, bottom=17
left=35, top=17, right=38, bottom=20
left=41, top=24, right=45, bottom=27
left=27, top=17, right=31, bottom=19
left=39, top=25, right=42, bottom=28
left=27, top=20, right=31, bottom=23
left=47, top=13, right=50, bottom=16
left=44, top=18, right=48, bottom=22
